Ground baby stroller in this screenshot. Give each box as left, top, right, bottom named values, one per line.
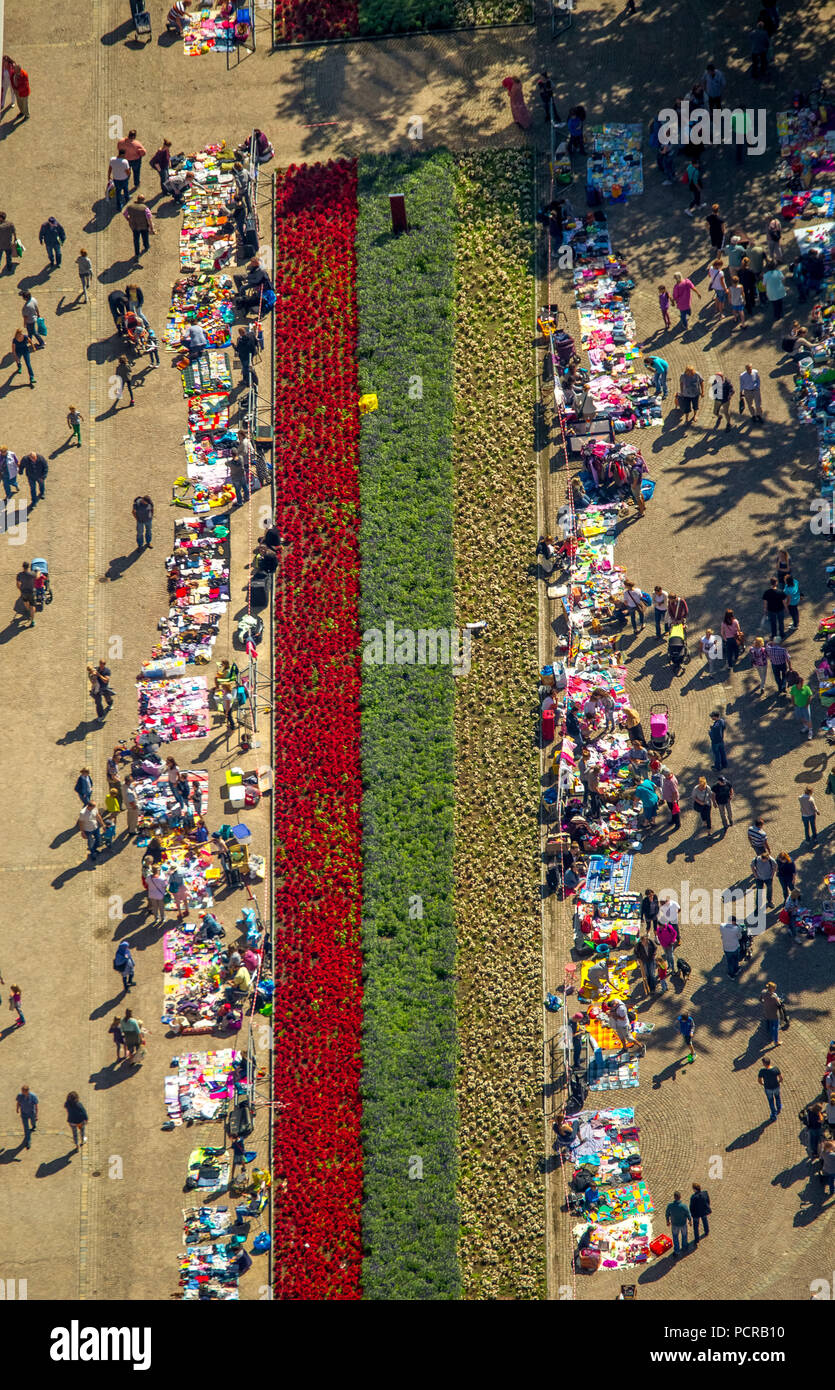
left=738, top=926, right=753, bottom=965
left=30, top=558, right=52, bottom=610
left=649, top=702, right=675, bottom=755
left=553, top=329, right=578, bottom=369
left=667, top=623, right=688, bottom=673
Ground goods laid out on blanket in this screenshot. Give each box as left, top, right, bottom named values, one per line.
left=183, top=4, right=251, bottom=56
left=165, top=276, right=235, bottom=352
left=585, top=124, right=643, bottom=199
left=778, top=110, right=835, bottom=188
left=781, top=188, right=835, bottom=220
left=141, top=823, right=217, bottom=905
left=137, top=675, right=211, bottom=743
left=164, top=1049, right=241, bottom=1124
left=562, top=210, right=661, bottom=431
left=178, top=147, right=239, bottom=271
left=573, top=1215, right=655, bottom=1271
left=162, top=902, right=271, bottom=1034
left=131, top=766, right=208, bottom=829
left=179, top=1241, right=240, bottom=1299
left=792, top=226, right=835, bottom=498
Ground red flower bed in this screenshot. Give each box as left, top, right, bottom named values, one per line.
left=275, top=0, right=358, bottom=42
left=273, top=160, right=363, bottom=1300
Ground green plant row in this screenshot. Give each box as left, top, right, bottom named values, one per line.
left=452, top=151, right=545, bottom=1299
left=356, top=150, right=461, bottom=1300
left=358, top=0, right=530, bottom=35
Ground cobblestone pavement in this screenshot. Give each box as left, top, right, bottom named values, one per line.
left=1, top=0, right=832, bottom=1303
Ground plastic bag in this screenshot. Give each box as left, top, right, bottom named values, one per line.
left=14, top=238, right=24, bottom=257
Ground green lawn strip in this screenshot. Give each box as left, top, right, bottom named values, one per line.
left=357, top=150, right=461, bottom=1300
left=358, top=1, right=530, bottom=35
left=453, top=151, right=544, bottom=1299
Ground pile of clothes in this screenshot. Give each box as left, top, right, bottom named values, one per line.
left=585, top=124, right=644, bottom=199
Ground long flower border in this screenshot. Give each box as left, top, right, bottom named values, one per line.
left=275, top=0, right=530, bottom=44
left=272, top=159, right=364, bottom=1301
left=452, top=151, right=544, bottom=1298
left=356, top=151, right=461, bottom=1300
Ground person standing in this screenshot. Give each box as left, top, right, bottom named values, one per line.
left=117, top=130, right=147, bottom=189
left=64, top=1092, right=88, bottom=1149
left=693, top=776, right=714, bottom=832
left=712, top=774, right=734, bottom=828
left=108, top=151, right=131, bottom=211
left=739, top=363, right=763, bottom=420
left=799, top=787, right=819, bottom=842
left=622, top=580, right=646, bottom=633
left=690, top=1184, right=711, bottom=1242
left=114, top=941, right=136, bottom=992
left=149, top=138, right=173, bottom=191
left=765, top=216, right=783, bottom=265
left=536, top=72, right=560, bottom=123
left=678, top=365, right=704, bottom=423
left=776, top=851, right=796, bottom=903
left=789, top=679, right=814, bottom=740
left=641, top=887, right=660, bottom=934
left=20, top=289, right=45, bottom=349
left=657, top=915, right=680, bottom=973
left=709, top=371, right=734, bottom=430
left=606, top=998, right=641, bottom=1054
left=701, top=628, right=723, bottom=676
left=758, top=1056, right=782, bottom=1118
left=820, top=1140, right=835, bottom=1196
left=109, top=1015, right=126, bottom=1062
left=123, top=194, right=155, bottom=258
left=11, top=64, right=30, bottom=121
left=708, top=711, right=727, bottom=770
left=661, top=770, right=680, bottom=828
left=651, top=586, right=669, bottom=637
left=644, top=355, right=668, bottom=401
left=782, top=572, right=801, bottom=631
left=9, top=983, right=24, bottom=1027
left=74, top=768, right=93, bottom=805
left=760, top=982, right=783, bottom=1048
left=95, top=659, right=115, bottom=712
left=765, top=639, right=790, bottom=694
left=21, top=451, right=47, bottom=508
left=747, top=819, right=770, bottom=855
left=665, top=1192, right=692, bottom=1256
left=120, top=1009, right=145, bottom=1062
left=147, top=870, right=168, bottom=926
left=11, top=329, right=34, bottom=386
left=719, top=914, right=742, bottom=979
left=634, top=931, right=658, bottom=996
left=77, top=801, right=105, bottom=860
left=672, top=272, right=701, bottom=329
left=76, top=249, right=92, bottom=302
left=749, top=636, right=769, bottom=693
left=16, top=1085, right=38, bottom=1148
left=707, top=261, right=729, bottom=317
left=738, top=256, right=758, bottom=316
left=132, top=495, right=154, bottom=550
left=658, top=284, right=672, bottom=329
left=123, top=775, right=140, bottom=836
left=806, top=1104, right=825, bottom=1161
left=728, top=275, right=745, bottom=327
left=113, top=355, right=135, bottom=408
left=762, top=578, right=786, bottom=639
left=763, top=262, right=786, bottom=322
left=750, top=21, right=770, bottom=77
left=703, top=63, right=725, bottom=111
left=233, top=326, right=259, bottom=389
left=752, top=849, right=778, bottom=910
left=38, top=216, right=65, bottom=269
left=0, top=211, right=17, bottom=274
left=66, top=406, right=83, bottom=448
left=706, top=202, right=725, bottom=253
left=684, top=157, right=703, bottom=215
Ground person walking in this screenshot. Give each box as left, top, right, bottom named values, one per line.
left=644, top=355, right=668, bottom=401
left=20, top=289, right=45, bottom=349
left=752, top=849, right=778, bottom=911
left=806, top=1103, right=825, bottom=1161
left=707, top=261, right=729, bottom=317
left=693, top=776, right=714, bottom=832
left=719, top=914, right=742, bottom=979
left=790, top=679, right=814, bottom=740
left=658, top=284, right=672, bottom=330
left=720, top=610, right=742, bottom=671
left=709, top=372, right=734, bottom=430
left=712, top=774, right=734, bottom=828
left=123, top=194, right=155, bottom=258
left=660, top=769, right=680, bottom=827
left=149, top=138, right=173, bottom=192
left=11, top=329, right=35, bottom=386
left=762, top=578, right=786, bottom=639
left=684, top=157, right=703, bottom=215
left=782, top=572, right=801, bottom=631
left=64, top=1092, right=88, bottom=1149
left=650, top=586, right=669, bottom=638
left=690, top=1183, right=711, bottom=1242
left=634, top=931, right=658, bottom=996
left=672, top=272, right=701, bottom=330
left=799, top=787, right=819, bottom=842
left=622, top=580, right=646, bottom=633
left=109, top=1015, right=126, bottom=1062
left=739, top=363, right=763, bottom=420
left=165, top=757, right=189, bottom=809
left=74, top=768, right=93, bottom=806
left=760, top=981, right=783, bottom=1048
left=677, top=365, right=704, bottom=424
left=228, top=450, right=251, bottom=510
left=0, top=211, right=17, bottom=274
left=765, top=216, right=783, bottom=265
left=38, top=216, right=66, bottom=270
left=132, top=495, right=154, bottom=550
left=16, top=1085, right=38, bottom=1148
left=738, top=257, right=758, bottom=317
left=9, top=983, right=25, bottom=1027
left=641, top=887, right=660, bottom=934
left=117, top=130, right=147, bottom=188
left=66, top=406, right=83, bottom=448
left=706, top=202, right=725, bottom=254
left=700, top=628, right=723, bottom=676
left=234, top=326, right=260, bottom=389
left=765, top=639, right=790, bottom=694
left=747, top=819, right=770, bottom=855
left=758, top=1056, right=782, bottom=1118
left=677, top=1011, right=696, bottom=1059
left=11, top=64, right=30, bottom=121
left=763, top=262, right=786, bottom=322
left=776, top=851, right=796, bottom=903
left=108, top=151, right=131, bottom=211
left=537, top=72, right=560, bottom=123
left=114, top=940, right=136, bottom=992
left=657, top=916, right=680, bottom=974
left=749, top=20, right=770, bottom=77
left=21, top=451, right=47, bottom=508
left=728, top=275, right=745, bottom=327
left=147, top=870, right=168, bottom=925
left=120, top=1009, right=145, bottom=1063
left=703, top=63, right=725, bottom=110
left=708, top=711, right=727, bottom=769
left=95, top=659, right=115, bottom=712
left=113, top=355, right=135, bottom=409
left=665, top=1192, right=692, bottom=1255
left=123, top=775, right=140, bottom=836
left=820, top=1140, right=835, bottom=1196
left=749, top=636, right=769, bottom=693
left=77, top=801, right=105, bottom=860
left=76, top=249, right=92, bottom=302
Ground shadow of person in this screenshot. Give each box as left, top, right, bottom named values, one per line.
left=0, top=1139, right=26, bottom=1163
left=726, top=1119, right=771, bottom=1150
left=35, top=1153, right=74, bottom=1177
left=57, top=718, right=100, bottom=746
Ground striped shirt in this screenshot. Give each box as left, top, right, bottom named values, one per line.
left=750, top=645, right=768, bottom=667
left=748, top=826, right=768, bottom=853
left=764, top=643, right=789, bottom=666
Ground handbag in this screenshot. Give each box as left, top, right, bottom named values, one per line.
left=670, top=802, right=680, bottom=815
left=35, top=316, right=47, bottom=337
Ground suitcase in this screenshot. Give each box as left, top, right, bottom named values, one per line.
left=649, top=1234, right=673, bottom=1256
left=579, top=1247, right=601, bottom=1271
left=541, top=707, right=556, bottom=744
left=249, top=575, right=270, bottom=610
